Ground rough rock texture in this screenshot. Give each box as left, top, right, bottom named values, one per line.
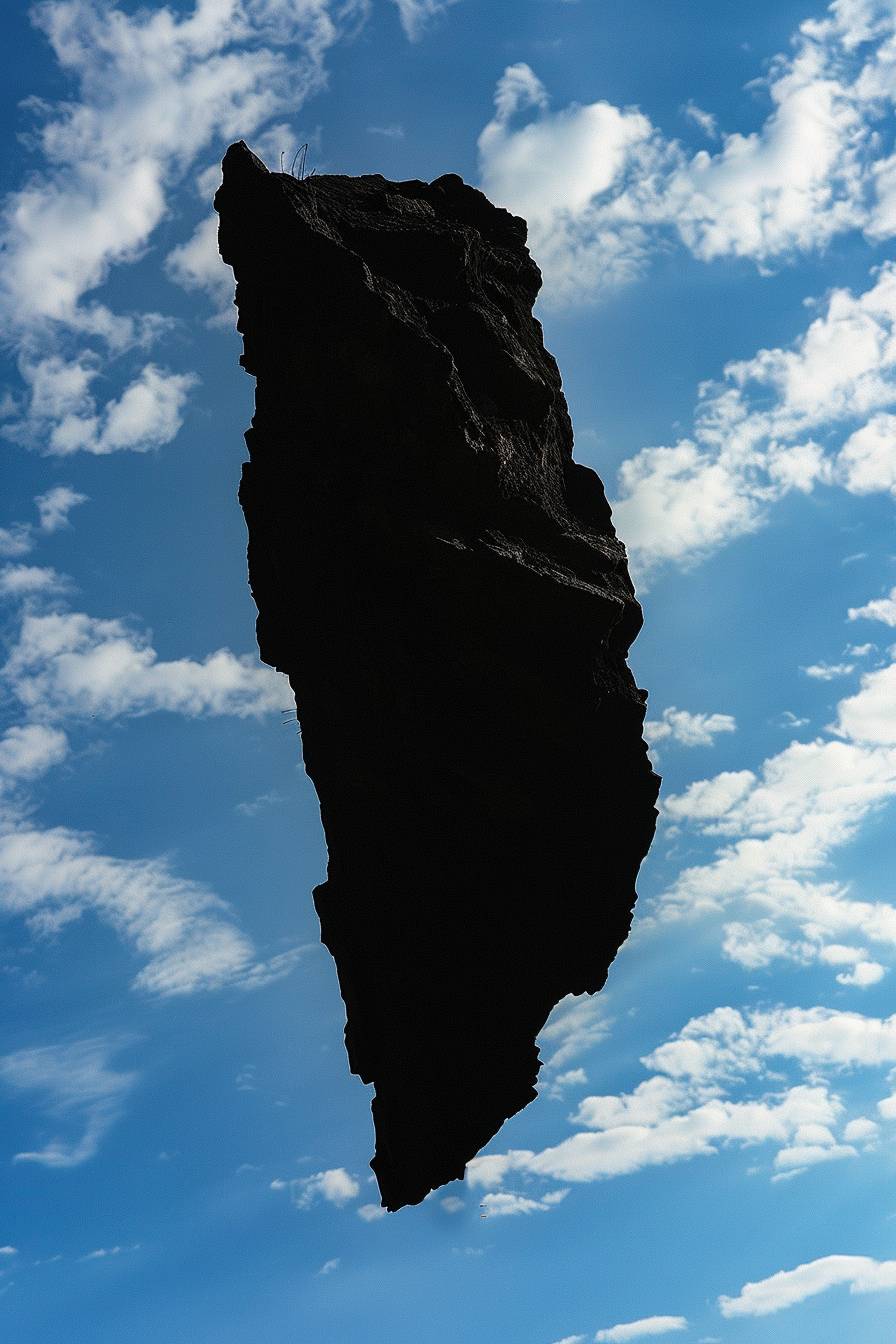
left=215, top=141, right=659, bottom=1212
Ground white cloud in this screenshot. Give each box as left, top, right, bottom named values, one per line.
left=440, top=1195, right=465, bottom=1213
left=538, top=994, right=611, bottom=1068
left=79, top=1243, right=140, bottom=1261
left=719, top=1254, right=896, bottom=1318
left=646, top=707, right=736, bottom=747
left=543, top=1067, right=588, bottom=1100
left=655, top=652, right=896, bottom=978
left=595, top=1319, right=687, bottom=1343
left=366, top=123, right=405, bottom=139
left=0, top=822, right=306, bottom=996
left=0, top=526, right=33, bottom=559
left=2, top=0, right=354, bottom=342
left=58, top=366, right=195, bottom=457
left=478, top=10, right=896, bottom=311
left=836, top=959, right=886, bottom=986
left=357, top=1202, right=388, bottom=1221
left=478, top=64, right=657, bottom=305
left=0, top=566, right=68, bottom=599
left=317, top=1257, right=340, bottom=1275
left=468, top=1001, right=896, bottom=1197
left=0, top=725, right=69, bottom=782
left=843, top=1116, right=879, bottom=1143
left=34, top=486, right=88, bottom=532
left=550, top=1337, right=586, bottom=1344
left=0, top=0, right=365, bottom=473
left=838, top=414, right=896, bottom=494
left=682, top=101, right=718, bottom=139
left=0, top=1247, right=18, bottom=1257
left=611, top=257, right=896, bottom=579
left=849, top=586, right=896, bottom=625
left=480, top=1189, right=569, bottom=1217
left=0, top=1037, right=136, bottom=1168
left=832, top=662, right=896, bottom=744
left=390, top=0, right=459, bottom=43
left=165, top=214, right=235, bottom=314
left=292, top=1168, right=360, bottom=1209
left=4, top=609, right=287, bottom=720
left=802, top=661, right=855, bottom=680
left=663, top=770, right=756, bottom=824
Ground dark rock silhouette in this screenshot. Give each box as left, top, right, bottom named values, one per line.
left=215, top=141, right=659, bottom=1211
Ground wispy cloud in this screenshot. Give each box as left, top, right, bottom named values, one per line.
left=0, top=824, right=307, bottom=996
left=480, top=1189, right=568, bottom=1217
left=390, top=0, right=459, bottom=42
left=0, top=1037, right=136, bottom=1168
left=35, top=486, right=88, bottom=532
left=366, top=123, right=405, bottom=139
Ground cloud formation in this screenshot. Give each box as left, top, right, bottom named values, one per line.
left=0, top=1037, right=136, bottom=1167
left=479, top=7, right=896, bottom=307
left=595, top=1319, right=687, bottom=1343
left=4, top=608, right=287, bottom=720
left=467, top=1000, right=896, bottom=1197
left=645, top=707, right=736, bottom=748
left=719, top=1253, right=896, bottom=1318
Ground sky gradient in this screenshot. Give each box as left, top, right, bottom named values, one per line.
left=3, top=2, right=896, bottom=1341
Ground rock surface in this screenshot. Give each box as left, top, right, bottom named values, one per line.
left=215, top=141, right=659, bottom=1211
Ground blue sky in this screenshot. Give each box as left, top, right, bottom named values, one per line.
left=4, top=0, right=896, bottom=1340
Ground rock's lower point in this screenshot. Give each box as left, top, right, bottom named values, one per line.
left=215, top=141, right=659, bottom=1211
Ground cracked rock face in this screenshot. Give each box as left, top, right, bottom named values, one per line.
left=215, top=141, right=659, bottom=1211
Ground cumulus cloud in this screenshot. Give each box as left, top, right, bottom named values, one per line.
left=594, top=1318, right=687, bottom=1343
left=2, top=0, right=355, bottom=342
left=645, top=707, right=736, bottom=748
left=478, top=64, right=658, bottom=305
left=291, top=1168, right=360, bottom=1209
left=4, top=609, right=287, bottom=720
left=467, top=1001, right=896, bottom=1196
left=849, top=586, right=896, bottom=625
left=12, top=359, right=198, bottom=457
left=0, top=0, right=365, bottom=466
left=478, top=8, right=896, bottom=310
left=0, top=1037, right=136, bottom=1168
left=655, top=654, right=896, bottom=980
left=0, top=725, right=69, bottom=783
left=611, top=258, right=896, bottom=580
left=0, top=566, right=68, bottom=600
left=719, top=1254, right=896, bottom=1318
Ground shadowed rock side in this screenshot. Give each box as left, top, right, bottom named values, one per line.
left=215, top=141, right=660, bottom=1211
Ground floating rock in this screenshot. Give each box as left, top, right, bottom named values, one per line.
left=215, top=141, right=659, bottom=1211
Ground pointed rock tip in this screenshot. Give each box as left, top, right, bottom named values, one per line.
left=221, top=140, right=269, bottom=182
